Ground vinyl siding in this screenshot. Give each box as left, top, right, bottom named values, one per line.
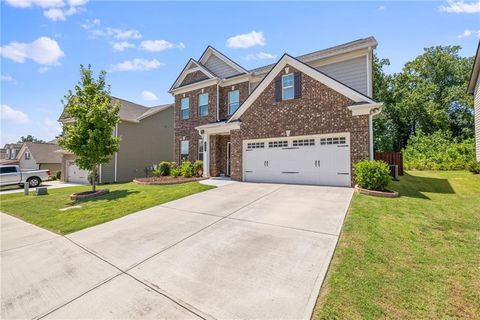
left=475, top=73, right=480, bottom=161
left=203, top=54, right=239, bottom=78
left=19, top=150, right=39, bottom=170
left=100, top=157, right=116, bottom=183
left=115, top=107, right=174, bottom=182
left=317, top=56, right=368, bottom=96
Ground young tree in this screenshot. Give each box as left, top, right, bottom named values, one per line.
left=59, top=65, right=120, bottom=192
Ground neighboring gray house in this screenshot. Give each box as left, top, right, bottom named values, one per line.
left=17, top=142, right=62, bottom=172
left=0, top=143, right=22, bottom=165
left=468, top=41, right=480, bottom=161
left=59, top=97, right=174, bottom=184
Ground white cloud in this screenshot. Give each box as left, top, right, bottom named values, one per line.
left=42, top=117, right=61, bottom=136
left=6, top=0, right=88, bottom=21
left=1, top=74, right=18, bottom=84
left=81, top=18, right=100, bottom=29
left=244, top=52, right=277, bottom=61
left=108, top=58, right=162, bottom=72
left=439, top=0, right=480, bottom=13
left=139, top=40, right=185, bottom=52
left=0, top=37, right=64, bottom=65
left=226, top=31, right=265, bottom=49
left=43, top=8, right=65, bottom=21
left=458, top=29, right=480, bottom=38
left=37, top=66, right=49, bottom=73
left=111, top=41, right=135, bottom=52
left=0, top=105, right=29, bottom=124
left=377, top=5, right=386, bottom=11
left=141, top=90, right=158, bottom=101
left=90, top=27, right=142, bottom=40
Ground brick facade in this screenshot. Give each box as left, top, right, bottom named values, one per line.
left=218, top=81, right=250, bottom=120
left=179, top=70, right=209, bottom=87
left=229, top=65, right=370, bottom=186
left=174, top=84, right=217, bottom=163
left=209, top=135, right=230, bottom=176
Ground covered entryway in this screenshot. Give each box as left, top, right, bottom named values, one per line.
left=244, top=133, right=351, bottom=187
left=67, top=161, right=89, bottom=184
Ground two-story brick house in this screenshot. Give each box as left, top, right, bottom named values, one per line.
left=169, top=37, right=383, bottom=187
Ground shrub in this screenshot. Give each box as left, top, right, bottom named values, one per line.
left=170, top=162, right=179, bottom=171
left=171, top=168, right=180, bottom=178
left=468, top=160, right=480, bottom=174
left=193, top=160, right=203, bottom=177
left=181, top=161, right=193, bottom=177
left=159, top=161, right=171, bottom=176
left=55, top=170, right=61, bottom=180
left=354, top=160, right=391, bottom=191
left=403, top=132, right=475, bottom=170
left=152, top=168, right=161, bottom=177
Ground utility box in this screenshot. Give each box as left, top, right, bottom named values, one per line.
left=35, top=187, right=48, bottom=196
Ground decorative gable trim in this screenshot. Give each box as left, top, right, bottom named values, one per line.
left=169, top=59, right=217, bottom=92
left=199, top=46, right=248, bottom=76
left=228, top=54, right=377, bottom=122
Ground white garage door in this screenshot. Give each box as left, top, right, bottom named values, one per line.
left=67, top=162, right=89, bottom=184
left=244, top=134, right=351, bottom=187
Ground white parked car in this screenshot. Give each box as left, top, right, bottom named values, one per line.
left=0, top=165, right=51, bottom=188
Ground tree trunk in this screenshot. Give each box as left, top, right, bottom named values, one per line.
left=92, top=165, right=96, bottom=192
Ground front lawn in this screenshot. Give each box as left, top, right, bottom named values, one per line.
left=314, top=171, right=480, bottom=319
left=0, top=182, right=214, bottom=234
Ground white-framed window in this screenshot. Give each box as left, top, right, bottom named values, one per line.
left=293, top=139, right=315, bottom=147
left=198, top=93, right=208, bottom=117
left=282, top=73, right=294, bottom=100
left=268, top=141, right=288, bottom=148
left=11, top=149, right=16, bottom=159
left=6, top=149, right=10, bottom=159
left=25, top=151, right=30, bottom=160
left=181, top=97, right=189, bottom=120
left=246, top=142, right=265, bottom=149
left=320, top=137, right=346, bottom=145
left=180, top=140, right=189, bottom=162
left=228, top=90, right=240, bottom=115
left=198, top=139, right=204, bottom=161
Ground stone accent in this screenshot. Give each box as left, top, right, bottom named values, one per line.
left=174, top=84, right=218, bottom=163
left=179, top=70, right=209, bottom=87
left=229, top=65, right=370, bottom=186
left=218, top=81, right=250, bottom=120
left=209, top=135, right=230, bottom=176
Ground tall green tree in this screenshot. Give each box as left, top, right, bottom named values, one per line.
left=373, top=46, right=474, bottom=152
left=59, top=65, right=120, bottom=192
left=18, top=135, right=46, bottom=143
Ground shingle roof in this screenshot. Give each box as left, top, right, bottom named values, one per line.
left=24, top=142, right=62, bottom=164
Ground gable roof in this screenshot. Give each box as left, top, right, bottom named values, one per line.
left=169, top=58, right=217, bottom=92
left=20, top=142, right=62, bottom=164
left=199, top=46, right=248, bottom=76
left=228, top=53, right=376, bottom=122
left=137, top=103, right=173, bottom=121
left=468, top=40, right=480, bottom=94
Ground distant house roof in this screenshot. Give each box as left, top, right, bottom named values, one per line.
left=3, top=143, right=22, bottom=150
left=21, top=142, right=62, bottom=164
left=59, top=96, right=173, bottom=123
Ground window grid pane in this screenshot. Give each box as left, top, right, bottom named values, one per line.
left=247, top=142, right=265, bottom=149
left=268, top=140, right=288, bottom=148
left=228, top=90, right=240, bottom=115
left=199, top=93, right=208, bottom=117
left=282, top=74, right=294, bottom=100
left=181, top=98, right=189, bottom=119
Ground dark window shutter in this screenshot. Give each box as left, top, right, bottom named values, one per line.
left=274, top=76, right=282, bottom=102
left=294, top=72, right=302, bottom=99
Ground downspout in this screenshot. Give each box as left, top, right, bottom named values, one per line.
left=216, top=81, right=220, bottom=122
left=369, top=106, right=382, bottom=160
left=114, top=123, right=118, bottom=182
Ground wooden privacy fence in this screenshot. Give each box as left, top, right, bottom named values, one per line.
left=374, top=152, right=404, bottom=176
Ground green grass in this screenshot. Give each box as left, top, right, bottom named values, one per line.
left=0, top=182, right=214, bottom=234
left=314, top=171, right=480, bottom=319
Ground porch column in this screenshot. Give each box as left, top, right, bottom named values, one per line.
left=203, top=133, right=210, bottom=177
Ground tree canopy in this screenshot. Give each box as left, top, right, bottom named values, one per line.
left=58, top=65, right=120, bottom=191
left=18, top=135, right=45, bottom=143
left=373, top=45, right=474, bottom=152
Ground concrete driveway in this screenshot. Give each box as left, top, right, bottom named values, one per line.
left=1, top=182, right=353, bottom=319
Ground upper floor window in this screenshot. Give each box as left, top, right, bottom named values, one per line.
left=25, top=151, right=30, bottom=160
left=228, top=90, right=240, bottom=115
left=198, top=93, right=208, bottom=117
left=6, top=149, right=10, bottom=159
left=282, top=73, right=294, bottom=100
left=181, top=97, right=189, bottom=120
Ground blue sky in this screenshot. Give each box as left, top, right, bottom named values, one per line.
left=1, top=0, right=479, bottom=145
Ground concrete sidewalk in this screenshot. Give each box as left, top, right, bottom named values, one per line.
left=1, top=183, right=353, bottom=319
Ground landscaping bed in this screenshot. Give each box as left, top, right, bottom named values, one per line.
left=134, top=176, right=207, bottom=185
left=70, top=189, right=109, bottom=200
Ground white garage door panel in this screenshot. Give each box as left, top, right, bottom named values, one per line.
left=244, top=134, right=351, bottom=187
left=68, top=162, right=89, bottom=184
